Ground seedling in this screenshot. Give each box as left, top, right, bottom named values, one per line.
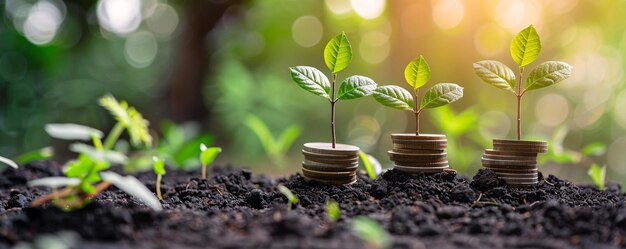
left=359, top=152, right=382, bottom=180
left=14, top=147, right=54, bottom=164
left=200, top=143, right=222, bottom=179
left=245, top=114, right=300, bottom=168
left=0, top=155, right=18, bottom=169
left=473, top=25, right=573, bottom=140
left=587, top=163, right=606, bottom=190
left=373, top=55, right=463, bottom=135
left=351, top=216, right=391, bottom=249
left=277, top=184, right=299, bottom=210
left=156, top=120, right=214, bottom=169
left=326, top=199, right=340, bottom=222
left=29, top=95, right=161, bottom=211
left=152, top=156, right=166, bottom=200
left=290, top=32, right=377, bottom=148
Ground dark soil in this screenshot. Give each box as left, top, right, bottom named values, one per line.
left=1, top=161, right=625, bottom=249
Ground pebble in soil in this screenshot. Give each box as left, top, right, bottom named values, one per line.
left=0, top=163, right=625, bottom=249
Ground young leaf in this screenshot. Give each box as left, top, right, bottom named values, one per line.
left=337, top=75, right=377, bottom=100
left=69, top=143, right=128, bottom=164
left=510, top=24, right=541, bottom=67
left=289, top=66, right=331, bottom=99
left=351, top=216, right=391, bottom=249
left=152, top=156, right=166, bottom=175
left=14, top=147, right=54, bottom=164
left=326, top=199, right=340, bottom=222
left=472, top=60, right=516, bottom=93
left=420, top=83, right=464, bottom=109
left=245, top=114, right=274, bottom=153
left=277, top=184, right=299, bottom=209
left=587, top=164, right=606, bottom=190
left=324, top=32, right=352, bottom=73
left=0, top=156, right=19, bottom=169
left=372, top=85, right=414, bottom=111
left=359, top=152, right=381, bottom=180
left=524, top=61, right=573, bottom=91
left=99, top=95, right=152, bottom=147
left=28, top=177, right=81, bottom=188
left=100, top=171, right=163, bottom=211
left=276, top=125, right=301, bottom=154
left=404, top=55, right=431, bottom=89
left=45, top=123, right=104, bottom=141
left=200, top=144, right=222, bottom=166
left=581, top=142, right=606, bottom=157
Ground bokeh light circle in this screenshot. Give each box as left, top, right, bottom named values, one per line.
left=432, top=0, right=464, bottom=29
left=535, top=93, right=570, bottom=127
left=291, top=16, right=323, bottom=48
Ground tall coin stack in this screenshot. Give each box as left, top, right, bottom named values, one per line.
left=481, top=139, right=548, bottom=187
left=388, top=134, right=450, bottom=174
left=301, top=142, right=360, bottom=185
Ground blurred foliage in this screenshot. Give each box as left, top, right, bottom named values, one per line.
left=1, top=0, right=626, bottom=185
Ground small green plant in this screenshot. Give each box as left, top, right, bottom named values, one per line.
left=277, top=184, right=299, bottom=210
left=156, top=120, right=214, bottom=169
left=0, top=155, right=18, bottom=169
left=245, top=114, right=300, bottom=168
left=587, top=163, right=606, bottom=190
left=14, top=147, right=54, bottom=164
left=351, top=216, right=391, bottom=249
left=373, top=55, right=463, bottom=135
left=29, top=95, right=160, bottom=211
left=152, top=156, right=166, bottom=200
left=200, top=143, right=222, bottom=179
left=359, top=152, right=381, bottom=180
left=326, top=199, right=340, bottom=222
left=473, top=24, right=573, bottom=140
left=290, top=32, right=377, bottom=148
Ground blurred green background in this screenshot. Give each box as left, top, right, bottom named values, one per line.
left=1, top=0, right=625, bottom=184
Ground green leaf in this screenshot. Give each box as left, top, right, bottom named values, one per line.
left=14, top=147, right=54, bottom=164
left=582, top=142, right=606, bottom=157
left=359, top=152, right=380, bottom=180
left=277, top=184, right=299, bottom=209
left=100, top=171, right=162, bottom=211
left=324, top=32, right=352, bottom=73
left=510, top=24, right=541, bottom=67
left=420, top=83, right=464, bottom=109
left=587, top=164, right=606, bottom=190
left=351, top=216, right=391, bottom=249
left=337, top=75, right=377, bottom=100
left=289, top=66, right=331, bottom=99
left=69, top=143, right=127, bottom=164
left=152, top=156, right=166, bottom=175
left=326, top=199, right=340, bottom=222
left=404, top=55, right=431, bottom=89
left=28, top=177, right=81, bottom=188
left=200, top=144, right=222, bottom=166
left=524, top=61, right=573, bottom=91
left=276, top=125, right=301, bottom=154
left=99, top=94, right=152, bottom=148
left=372, top=85, right=414, bottom=111
left=0, top=155, right=18, bottom=169
left=245, top=114, right=275, bottom=154
left=45, top=123, right=104, bottom=141
left=472, top=60, right=516, bottom=93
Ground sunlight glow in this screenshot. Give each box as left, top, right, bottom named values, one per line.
left=359, top=30, right=389, bottom=64
left=535, top=94, right=569, bottom=127
left=124, top=31, right=157, bottom=68
left=325, top=0, right=352, bottom=15
left=494, top=0, right=542, bottom=32
left=291, top=16, right=323, bottom=48
left=97, top=0, right=141, bottom=35
left=23, top=0, right=64, bottom=45
left=350, top=0, right=385, bottom=20
left=432, top=0, right=464, bottom=29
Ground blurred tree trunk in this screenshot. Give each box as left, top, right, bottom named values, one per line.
left=167, top=0, right=240, bottom=122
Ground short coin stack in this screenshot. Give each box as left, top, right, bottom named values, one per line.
left=388, top=134, right=450, bottom=174
left=481, top=139, right=548, bottom=187
left=301, top=142, right=360, bottom=185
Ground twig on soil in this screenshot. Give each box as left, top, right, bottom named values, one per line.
left=30, top=181, right=112, bottom=208
left=544, top=179, right=555, bottom=186
left=210, top=185, right=224, bottom=195
left=471, top=192, right=499, bottom=207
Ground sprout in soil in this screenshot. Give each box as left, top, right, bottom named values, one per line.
left=277, top=184, right=299, bottom=210
left=373, top=55, right=463, bottom=135
left=290, top=32, right=377, bottom=148
left=351, top=216, right=391, bottom=249
left=587, top=163, right=606, bottom=190
left=358, top=152, right=382, bottom=180
left=152, top=156, right=166, bottom=200
left=200, top=143, right=222, bottom=179
left=326, top=199, right=340, bottom=222
left=29, top=95, right=161, bottom=211
left=245, top=114, right=301, bottom=168
left=0, top=155, right=19, bottom=169
left=473, top=24, right=573, bottom=140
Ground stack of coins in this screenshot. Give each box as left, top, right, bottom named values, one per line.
left=481, top=139, right=548, bottom=187
left=301, top=142, right=360, bottom=185
left=388, top=134, right=450, bottom=174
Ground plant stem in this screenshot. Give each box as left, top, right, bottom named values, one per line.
left=414, top=89, right=420, bottom=135
left=202, top=164, right=207, bottom=179
left=103, top=123, right=125, bottom=150
left=516, top=67, right=524, bottom=140
left=330, top=74, right=337, bottom=148
left=156, top=174, right=163, bottom=200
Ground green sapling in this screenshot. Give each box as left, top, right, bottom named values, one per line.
left=277, top=184, right=299, bottom=210
left=587, top=163, right=606, bottom=190
left=200, top=143, right=222, bottom=179
left=152, top=156, right=166, bottom=200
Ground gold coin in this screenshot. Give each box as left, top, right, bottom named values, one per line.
left=303, top=142, right=359, bottom=155
left=303, top=175, right=357, bottom=185
left=303, top=160, right=358, bottom=168
left=482, top=153, right=537, bottom=161
left=302, top=163, right=358, bottom=172
left=484, top=149, right=537, bottom=157
left=393, top=165, right=448, bottom=174
left=302, top=150, right=359, bottom=159
left=394, top=161, right=449, bottom=168
left=392, top=148, right=446, bottom=154
left=394, top=143, right=447, bottom=150
left=303, top=155, right=359, bottom=164
left=481, top=157, right=537, bottom=165
left=390, top=133, right=447, bottom=140
left=483, top=167, right=538, bottom=174
left=494, top=172, right=538, bottom=178
left=493, top=139, right=547, bottom=147
left=302, top=168, right=355, bottom=180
